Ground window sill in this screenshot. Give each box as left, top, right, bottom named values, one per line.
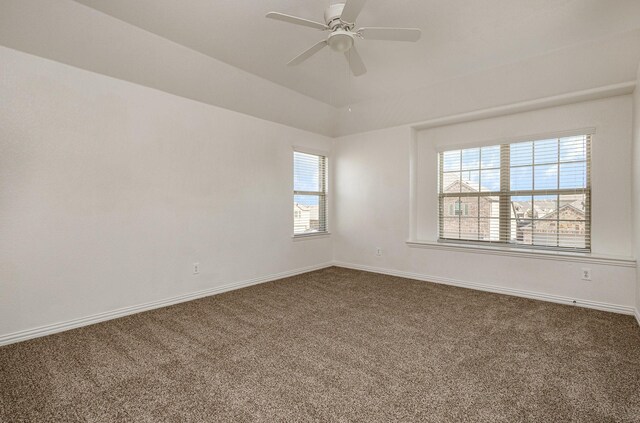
left=292, top=233, right=331, bottom=242
left=406, top=240, right=635, bottom=268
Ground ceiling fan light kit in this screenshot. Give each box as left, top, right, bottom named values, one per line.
left=328, top=30, right=354, bottom=53
left=266, top=0, right=421, bottom=76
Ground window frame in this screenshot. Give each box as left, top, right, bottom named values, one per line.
left=292, top=147, right=329, bottom=238
left=437, top=134, right=591, bottom=252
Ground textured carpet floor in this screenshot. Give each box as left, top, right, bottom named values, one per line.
left=1, top=267, right=639, bottom=422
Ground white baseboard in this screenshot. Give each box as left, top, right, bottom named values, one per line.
left=3, top=262, right=636, bottom=346
left=0, top=262, right=333, bottom=347
left=332, top=261, right=636, bottom=316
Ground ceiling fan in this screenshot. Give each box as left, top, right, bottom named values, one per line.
left=266, top=0, right=421, bottom=76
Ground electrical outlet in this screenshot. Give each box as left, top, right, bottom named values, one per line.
left=193, top=262, right=200, bottom=275
left=581, top=268, right=591, bottom=281
left=376, top=248, right=383, bottom=256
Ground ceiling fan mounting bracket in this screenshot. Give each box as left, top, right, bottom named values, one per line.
left=324, top=3, right=353, bottom=30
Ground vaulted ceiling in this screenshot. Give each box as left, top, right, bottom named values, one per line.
left=73, top=0, right=640, bottom=108
left=2, top=0, right=640, bottom=136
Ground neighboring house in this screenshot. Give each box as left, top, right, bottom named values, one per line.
left=442, top=180, right=499, bottom=240
left=294, top=203, right=320, bottom=233
left=443, top=180, right=586, bottom=246
left=518, top=200, right=586, bottom=247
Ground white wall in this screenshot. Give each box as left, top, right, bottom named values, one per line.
left=0, top=47, right=333, bottom=339
left=0, top=0, right=336, bottom=137
left=416, top=96, right=633, bottom=256
left=334, top=96, right=636, bottom=310
left=633, top=65, right=640, bottom=319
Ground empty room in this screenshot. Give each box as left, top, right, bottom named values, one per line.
left=1, top=0, right=640, bottom=421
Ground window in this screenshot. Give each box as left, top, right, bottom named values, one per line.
left=448, top=201, right=469, bottom=216
left=293, top=150, right=327, bottom=236
left=438, top=134, right=591, bottom=251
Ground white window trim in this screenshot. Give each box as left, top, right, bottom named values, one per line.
left=405, top=240, right=635, bottom=268
left=434, top=127, right=596, bottom=153
left=292, top=232, right=332, bottom=241
left=409, top=128, right=595, bottom=253
left=293, top=145, right=330, bottom=158
left=292, top=146, right=331, bottom=239
left=437, top=134, right=592, bottom=251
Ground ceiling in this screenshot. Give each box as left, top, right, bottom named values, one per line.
left=72, top=0, right=640, bottom=108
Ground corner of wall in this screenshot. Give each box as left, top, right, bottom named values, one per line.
left=633, top=63, right=640, bottom=325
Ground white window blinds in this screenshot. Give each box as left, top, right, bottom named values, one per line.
left=439, top=134, right=591, bottom=251
left=294, top=151, right=327, bottom=236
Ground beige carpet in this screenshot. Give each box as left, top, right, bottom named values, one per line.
left=1, top=267, right=639, bottom=422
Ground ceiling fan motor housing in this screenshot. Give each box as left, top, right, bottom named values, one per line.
left=324, top=3, right=348, bottom=29
left=325, top=3, right=355, bottom=52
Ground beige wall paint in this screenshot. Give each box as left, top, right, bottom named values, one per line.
left=0, top=47, right=333, bottom=338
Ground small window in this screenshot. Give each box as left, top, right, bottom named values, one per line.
left=438, top=134, right=591, bottom=251
left=293, top=150, right=327, bottom=236
left=453, top=200, right=468, bottom=216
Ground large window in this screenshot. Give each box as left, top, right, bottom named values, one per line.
left=293, top=150, right=327, bottom=236
left=438, top=134, right=591, bottom=251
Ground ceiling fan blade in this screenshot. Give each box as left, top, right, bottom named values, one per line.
left=358, top=27, right=422, bottom=42
left=288, top=40, right=328, bottom=66
left=266, top=12, right=328, bottom=31
left=344, top=46, right=367, bottom=77
left=340, top=0, right=367, bottom=24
